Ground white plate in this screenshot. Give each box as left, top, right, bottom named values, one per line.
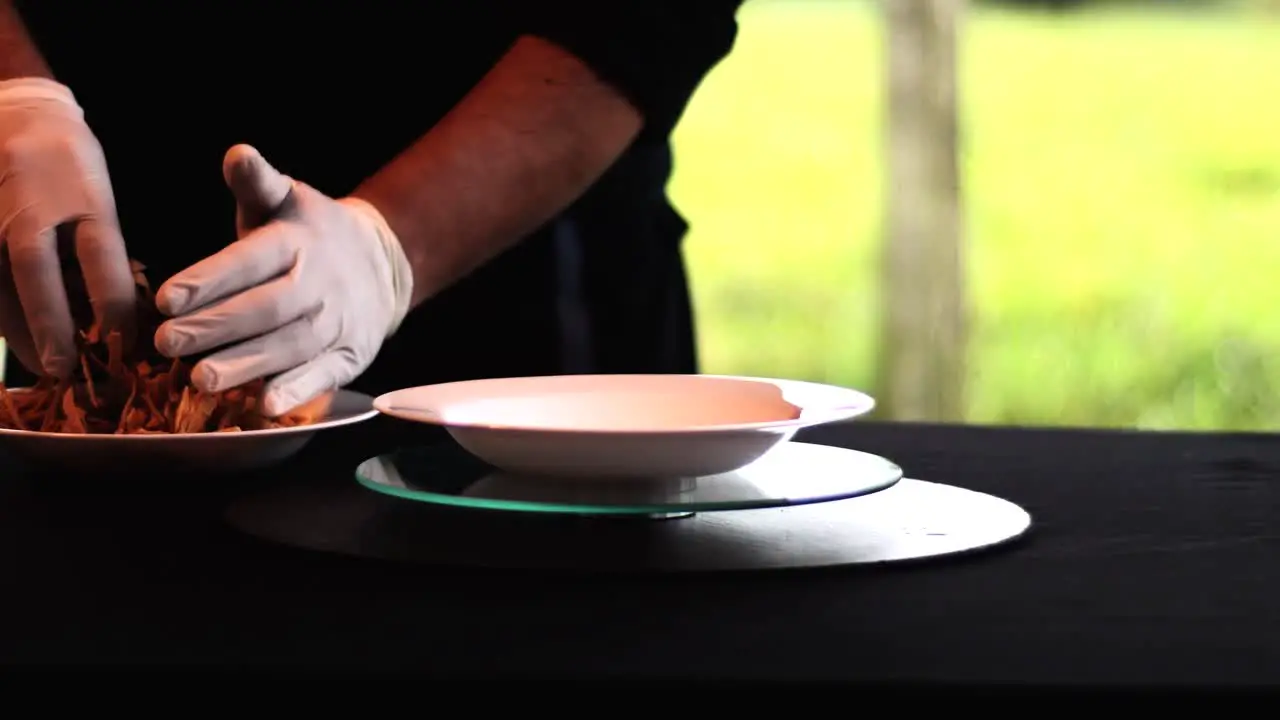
left=373, top=374, right=875, bottom=479
left=0, top=388, right=377, bottom=473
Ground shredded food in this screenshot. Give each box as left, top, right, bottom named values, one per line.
left=0, top=260, right=331, bottom=435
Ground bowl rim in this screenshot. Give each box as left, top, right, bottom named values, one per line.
left=372, top=374, right=876, bottom=436
left=0, top=387, right=378, bottom=441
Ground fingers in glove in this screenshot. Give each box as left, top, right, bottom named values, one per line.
left=7, top=220, right=76, bottom=377
left=224, top=144, right=293, bottom=229
left=154, top=271, right=318, bottom=358
left=261, top=347, right=354, bottom=417
left=155, top=222, right=298, bottom=317
left=73, top=217, right=136, bottom=351
left=0, top=248, right=41, bottom=376
left=188, top=314, right=332, bottom=394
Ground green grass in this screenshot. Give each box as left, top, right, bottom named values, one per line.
left=669, top=0, right=1280, bottom=431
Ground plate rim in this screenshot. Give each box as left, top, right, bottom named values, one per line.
left=353, top=440, right=905, bottom=514
left=371, top=374, right=876, bottom=436
left=0, top=387, right=378, bottom=441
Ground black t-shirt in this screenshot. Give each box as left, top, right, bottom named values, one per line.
left=10, top=2, right=742, bottom=394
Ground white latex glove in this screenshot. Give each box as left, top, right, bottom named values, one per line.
left=153, top=144, right=413, bottom=416
left=0, top=78, right=136, bottom=377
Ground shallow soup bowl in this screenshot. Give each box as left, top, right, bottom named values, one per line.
left=373, top=374, right=876, bottom=479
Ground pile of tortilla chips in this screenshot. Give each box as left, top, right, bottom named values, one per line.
left=0, top=260, right=331, bottom=435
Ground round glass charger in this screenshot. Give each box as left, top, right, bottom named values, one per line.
left=354, top=440, right=904, bottom=516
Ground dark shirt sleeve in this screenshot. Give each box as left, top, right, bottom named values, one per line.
left=522, top=0, right=745, bottom=140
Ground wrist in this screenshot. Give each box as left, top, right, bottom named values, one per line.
left=338, top=196, right=414, bottom=338
left=0, top=76, right=80, bottom=114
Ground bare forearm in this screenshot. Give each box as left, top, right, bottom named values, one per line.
left=352, top=34, right=643, bottom=308
left=0, top=2, right=50, bottom=80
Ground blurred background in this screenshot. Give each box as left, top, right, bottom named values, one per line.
left=669, top=0, right=1280, bottom=431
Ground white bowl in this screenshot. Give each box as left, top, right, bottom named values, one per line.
left=373, top=374, right=875, bottom=479
left=0, top=389, right=378, bottom=474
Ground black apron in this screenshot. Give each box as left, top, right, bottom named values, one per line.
left=8, top=4, right=700, bottom=396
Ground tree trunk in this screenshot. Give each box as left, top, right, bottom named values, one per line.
left=877, top=0, right=968, bottom=423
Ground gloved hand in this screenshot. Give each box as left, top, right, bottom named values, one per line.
left=153, top=144, right=414, bottom=417
left=0, top=78, right=136, bottom=378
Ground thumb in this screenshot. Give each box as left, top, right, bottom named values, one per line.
left=223, top=144, right=293, bottom=229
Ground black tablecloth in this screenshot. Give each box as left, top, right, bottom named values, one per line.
left=3, top=416, right=1279, bottom=684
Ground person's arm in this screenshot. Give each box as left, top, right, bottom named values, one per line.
left=0, top=1, right=51, bottom=79
left=352, top=34, right=641, bottom=308
left=351, top=1, right=744, bottom=308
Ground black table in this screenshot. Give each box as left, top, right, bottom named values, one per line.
left=3, top=416, right=1279, bottom=685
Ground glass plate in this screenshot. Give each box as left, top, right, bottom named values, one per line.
left=354, top=440, right=903, bottom=516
